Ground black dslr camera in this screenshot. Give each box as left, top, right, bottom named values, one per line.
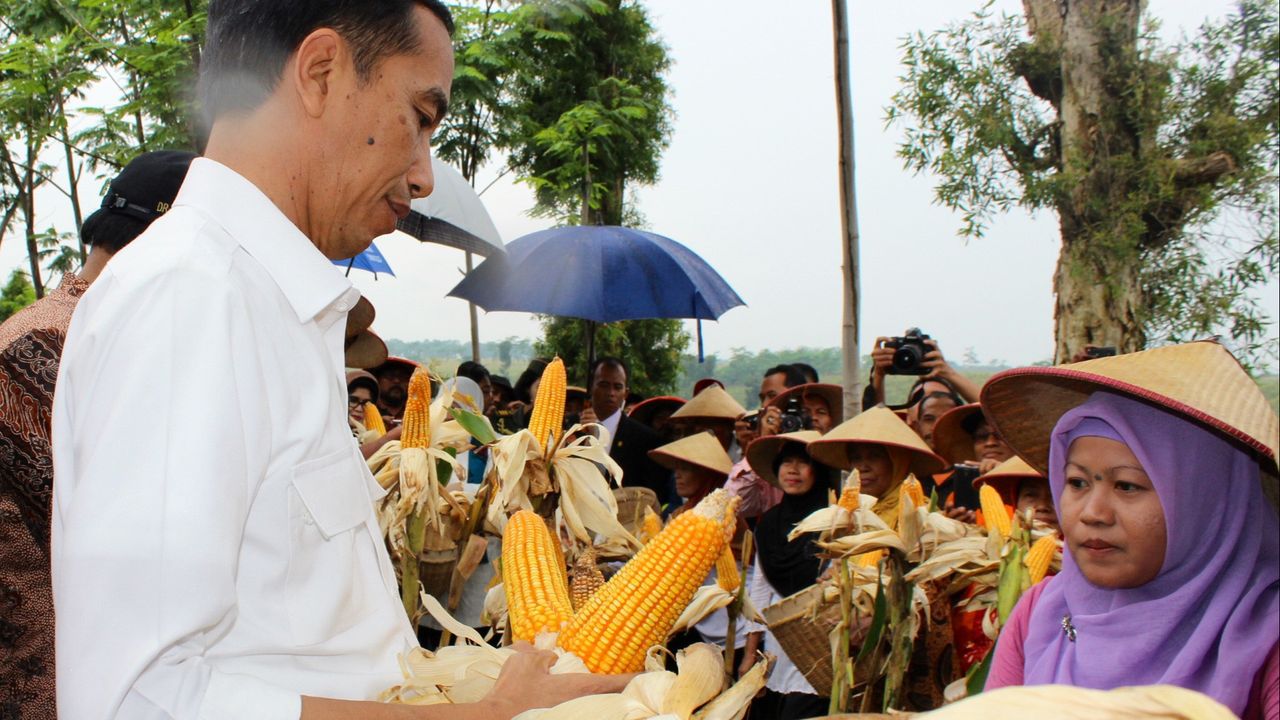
left=778, top=396, right=811, bottom=433
left=884, top=328, right=932, bottom=376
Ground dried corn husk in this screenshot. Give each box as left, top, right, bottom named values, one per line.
left=923, top=684, right=1234, bottom=719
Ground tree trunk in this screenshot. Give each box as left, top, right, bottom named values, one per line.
left=23, top=141, right=43, bottom=299
left=1030, top=0, right=1148, bottom=361
left=56, top=93, right=86, bottom=263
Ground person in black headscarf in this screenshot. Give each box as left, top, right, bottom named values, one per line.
left=739, top=430, right=836, bottom=720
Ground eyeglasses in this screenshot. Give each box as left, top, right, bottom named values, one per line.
left=348, top=395, right=368, bottom=408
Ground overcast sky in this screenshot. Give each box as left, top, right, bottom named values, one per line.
left=4, top=0, right=1272, bottom=367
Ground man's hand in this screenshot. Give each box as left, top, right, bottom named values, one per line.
left=978, top=457, right=1001, bottom=475
left=579, top=405, right=599, bottom=427
left=757, top=405, right=783, bottom=436
left=943, top=505, right=976, bottom=524
left=870, top=336, right=894, bottom=381
left=733, top=415, right=758, bottom=448
left=483, top=644, right=634, bottom=718
left=919, top=339, right=981, bottom=403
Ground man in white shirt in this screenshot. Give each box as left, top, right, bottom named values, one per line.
left=51, top=2, right=623, bottom=718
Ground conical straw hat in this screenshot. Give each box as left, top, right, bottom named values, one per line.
left=344, top=329, right=387, bottom=369
left=982, top=340, right=1279, bottom=506
left=768, top=383, right=846, bottom=425
left=973, top=456, right=1044, bottom=497
left=808, top=406, right=948, bottom=477
left=746, top=430, right=823, bottom=487
left=648, top=431, right=734, bottom=477
left=628, top=395, right=686, bottom=426
left=670, top=385, right=746, bottom=421
left=932, top=403, right=985, bottom=465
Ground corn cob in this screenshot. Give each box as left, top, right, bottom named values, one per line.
left=900, top=474, right=926, bottom=509
left=838, top=471, right=861, bottom=511
left=980, top=484, right=1012, bottom=540
left=363, top=402, right=387, bottom=436
left=570, top=548, right=604, bottom=611
left=639, top=507, right=663, bottom=544
left=1025, top=534, right=1059, bottom=585
left=857, top=548, right=884, bottom=567
left=528, top=357, right=567, bottom=457
left=502, top=510, right=575, bottom=642
left=715, top=545, right=740, bottom=592
left=558, top=490, right=740, bottom=674
left=400, top=367, right=433, bottom=449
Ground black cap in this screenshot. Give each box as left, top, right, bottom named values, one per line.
left=81, top=150, right=197, bottom=253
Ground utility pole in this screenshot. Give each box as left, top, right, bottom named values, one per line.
left=832, top=0, right=861, bottom=420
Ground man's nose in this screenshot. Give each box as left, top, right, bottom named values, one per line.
left=407, top=148, right=435, bottom=200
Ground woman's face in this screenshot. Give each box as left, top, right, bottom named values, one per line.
left=777, top=455, right=816, bottom=496
left=1016, top=477, right=1059, bottom=531
left=1061, top=436, right=1167, bottom=589
left=674, top=464, right=710, bottom=499
left=971, top=419, right=1014, bottom=464
left=845, top=443, right=895, bottom=498
left=348, top=385, right=373, bottom=423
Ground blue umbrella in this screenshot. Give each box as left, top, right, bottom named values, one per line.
left=447, top=225, right=744, bottom=361
left=333, top=240, right=396, bottom=277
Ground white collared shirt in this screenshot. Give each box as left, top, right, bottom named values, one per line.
left=600, top=406, right=624, bottom=453
left=51, top=158, right=416, bottom=720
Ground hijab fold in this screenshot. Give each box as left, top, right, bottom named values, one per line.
left=1022, top=392, right=1279, bottom=714
left=870, top=446, right=912, bottom=529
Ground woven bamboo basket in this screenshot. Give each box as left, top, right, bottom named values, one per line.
left=419, top=513, right=464, bottom=605
left=763, top=583, right=843, bottom=696
left=614, top=486, right=659, bottom=535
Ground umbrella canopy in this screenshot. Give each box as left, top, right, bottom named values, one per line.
left=332, top=240, right=395, bottom=277
left=446, top=225, right=744, bottom=324
left=396, top=157, right=503, bottom=257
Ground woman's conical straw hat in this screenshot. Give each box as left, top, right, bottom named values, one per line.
left=670, top=385, right=746, bottom=421
left=768, top=383, right=846, bottom=425
left=746, top=430, right=823, bottom=487
left=931, top=403, right=985, bottom=465
left=982, top=340, right=1279, bottom=507
left=628, top=395, right=686, bottom=426
left=808, top=406, right=949, bottom=477
left=648, top=430, right=734, bottom=477
left=973, top=456, right=1044, bottom=497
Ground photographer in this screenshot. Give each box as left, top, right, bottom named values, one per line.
left=864, top=329, right=981, bottom=410
left=757, top=383, right=842, bottom=436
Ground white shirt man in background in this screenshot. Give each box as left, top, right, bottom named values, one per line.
left=51, top=2, right=624, bottom=718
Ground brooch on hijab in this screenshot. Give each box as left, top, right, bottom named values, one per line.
left=1061, top=614, right=1077, bottom=642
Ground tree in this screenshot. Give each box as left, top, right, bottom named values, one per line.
left=0, top=268, right=35, bottom=322
left=497, top=0, right=672, bottom=225
left=889, top=1, right=1278, bottom=363
left=534, top=316, right=688, bottom=397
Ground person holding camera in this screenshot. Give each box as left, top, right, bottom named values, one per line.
left=757, top=382, right=843, bottom=436
left=864, top=329, right=981, bottom=412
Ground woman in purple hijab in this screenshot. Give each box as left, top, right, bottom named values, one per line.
left=985, top=391, right=1279, bottom=717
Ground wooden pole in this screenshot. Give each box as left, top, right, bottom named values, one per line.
left=832, top=0, right=862, bottom=420
left=465, top=251, right=481, bottom=362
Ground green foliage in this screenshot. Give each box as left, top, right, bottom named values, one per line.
left=435, top=1, right=511, bottom=183
left=533, top=316, right=688, bottom=397
left=890, top=1, right=1278, bottom=365
left=0, top=268, right=36, bottom=322
left=496, top=0, right=672, bottom=224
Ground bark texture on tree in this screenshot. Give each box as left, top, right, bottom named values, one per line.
left=1025, top=0, right=1149, bottom=361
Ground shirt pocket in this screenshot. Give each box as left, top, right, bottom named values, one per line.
left=286, top=447, right=375, bottom=646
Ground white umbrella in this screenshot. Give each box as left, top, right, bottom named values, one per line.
left=397, top=158, right=503, bottom=257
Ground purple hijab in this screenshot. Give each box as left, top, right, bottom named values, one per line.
left=1022, top=392, right=1280, bottom=713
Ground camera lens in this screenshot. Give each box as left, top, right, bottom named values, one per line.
left=892, top=345, right=923, bottom=372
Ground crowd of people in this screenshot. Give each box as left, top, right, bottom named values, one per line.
left=0, top=1, right=1275, bottom=719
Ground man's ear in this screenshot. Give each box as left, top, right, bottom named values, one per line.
left=291, top=28, right=345, bottom=118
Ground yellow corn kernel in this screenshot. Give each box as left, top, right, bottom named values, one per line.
left=980, top=484, right=1012, bottom=540
left=900, top=474, right=926, bottom=509
left=502, top=511, right=574, bottom=642
left=639, top=507, right=663, bottom=544
left=558, top=490, right=740, bottom=674
left=715, top=545, right=740, bottom=593
left=363, top=402, right=387, bottom=436
left=857, top=548, right=884, bottom=567
left=528, top=357, right=567, bottom=457
left=400, top=367, right=433, bottom=449
left=837, top=487, right=860, bottom=512
left=570, top=548, right=604, bottom=611
left=1025, top=534, right=1060, bottom=585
